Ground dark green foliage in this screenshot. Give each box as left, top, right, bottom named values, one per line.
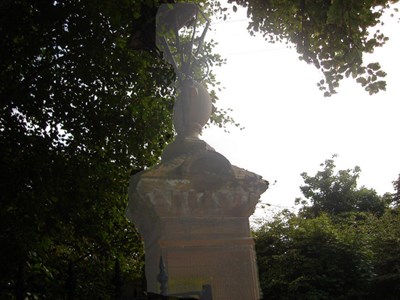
left=255, top=158, right=400, bottom=299
left=296, top=156, right=386, bottom=217
left=229, top=0, right=399, bottom=96
left=0, top=0, right=224, bottom=299
left=368, top=209, right=400, bottom=299
left=255, top=213, right=373, bottom=299
left=392, top=174, right=400, bottom=206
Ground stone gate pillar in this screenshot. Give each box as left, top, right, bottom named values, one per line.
left=127, top=137, right=268, bottom=300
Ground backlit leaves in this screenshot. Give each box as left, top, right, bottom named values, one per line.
left=229, top=0, right=398, bottom=96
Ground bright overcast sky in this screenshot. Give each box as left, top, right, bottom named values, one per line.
left=201, top=3, right=400, bottom=220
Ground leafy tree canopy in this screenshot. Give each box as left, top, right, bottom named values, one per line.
left=295, top=155, right=388, bottom=217
left=255, top=212, right=374, bottom=299
left=228, top=0, right=399, bottom=96
left=0, top=0, right=225, bottom=298
left=392, top=174, right=400, bottom=206
left=254, top=158, right=400, bottom=299
left=255, top=208, right=400, bottom=299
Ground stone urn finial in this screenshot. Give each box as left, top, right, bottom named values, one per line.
left=173, top=80, right=212, bottom=139
left=156, top=3, right=212, bottom=139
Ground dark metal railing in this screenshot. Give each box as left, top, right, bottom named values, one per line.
left=13, top=257, right=212, bottom=300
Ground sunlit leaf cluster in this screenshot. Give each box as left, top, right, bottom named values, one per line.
left=228, top=0, right=399, bottom=96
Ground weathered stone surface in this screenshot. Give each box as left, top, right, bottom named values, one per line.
left=126, top=140, right=268, bottom=300
left=172, top=81, right=213, bottom=139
